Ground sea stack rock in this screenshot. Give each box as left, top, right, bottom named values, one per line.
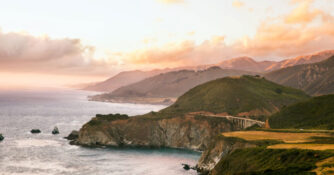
left=52, top=127, right=59, bottom=135
left=0, top=134, right=4, bottom=141
left=182, top=164, right=191, bottom=170
left=31, top=129, right=41, bottom=134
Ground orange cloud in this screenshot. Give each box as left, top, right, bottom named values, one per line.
left=285, top=0, right=321, bottom=24
left=232, top=0, right=244, bottom=8
left=121, top=0, right=334, bottom=68
left=122, top=36, right=241, bottom=68
left=238, top=0, right=334, bottom=58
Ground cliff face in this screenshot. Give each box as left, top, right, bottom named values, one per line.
left=197, top=136, right=257, bottom=173
left=76, top=115, right=242, bottom=151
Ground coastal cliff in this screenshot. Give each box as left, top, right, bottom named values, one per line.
left=75, top=114, right=254, bottom=151
left=71, top=114, right=261, bottom=174
left=196, top=136, right=257, bottom=173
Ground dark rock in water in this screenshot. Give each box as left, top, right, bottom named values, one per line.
left=52, top=126, right=59, bottom=135
left=182, top=164, right=191, bottom=170
left=65, top=130, right=79, bottom=140
left=0, top=134, right=4, bottom=141
left=31, top=129, right=41, bottom=134
left=182, top=164, right=198, bottom=171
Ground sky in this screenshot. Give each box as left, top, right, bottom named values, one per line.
left=0, top=0, right=334, bottom=88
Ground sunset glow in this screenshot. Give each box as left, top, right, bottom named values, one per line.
left=0, top=0, right=334, bottom=88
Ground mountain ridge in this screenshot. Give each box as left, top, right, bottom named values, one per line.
left=265, top=55, right=334, bottom=95
left=83, top=50, right=334, bottom=93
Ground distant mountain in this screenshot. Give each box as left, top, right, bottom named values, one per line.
left=216, top=50, right=334, bottom=72
left=269, top=95, right=334, bottom=130
left=265, top=56, right=334, bottom=95
left=90, top=67, right=256, bottom=104
left=266, top=50, right=334, bottom=71
left=84, top=50, right=334, bottom=92
left=83, top=69, right=170, bottom=92
left=217, top=57, right=276, bottom=72
left=161, top=75, right=310, bottom=118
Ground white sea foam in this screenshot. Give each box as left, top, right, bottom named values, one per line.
left=15, top=139, right=60, bottom=148
left=2, top=160, right=75, bottom=174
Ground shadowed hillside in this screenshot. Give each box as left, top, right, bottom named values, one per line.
left=265, top=56, right=334, bottom=95
left=269, top=95, right=334, bottom=130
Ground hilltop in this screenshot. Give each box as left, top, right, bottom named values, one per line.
left=161, top=75, right=310, bottom=118
left=265, top=56, right=334, bottom=95
left=269, top=95, right=334, bottom=130
left=217, top=57, right=275, bottom=72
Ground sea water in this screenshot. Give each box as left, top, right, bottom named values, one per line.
left=0, top=89, right=200, bottom=175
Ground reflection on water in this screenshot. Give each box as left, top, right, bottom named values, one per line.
left=0, top=89, right=200, bottom=175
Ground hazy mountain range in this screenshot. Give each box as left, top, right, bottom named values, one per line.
left=84, top=69, right=172, bottom=92
left=84, top=50, right=334, bottom=104
left=84, top=50, right=334, bottom=93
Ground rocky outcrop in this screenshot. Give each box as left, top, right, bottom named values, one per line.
left=73, top=114, right=260, bottom=150
left=75, top=115, right=241, bottom=151
left=0, top=134, right=4, bottom=141
left=52, top=126, right=59, bottom=135
left=196, top=136, right=257, bottom=174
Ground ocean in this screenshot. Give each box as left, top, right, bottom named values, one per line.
left=0, top=89, right=200, bottom=175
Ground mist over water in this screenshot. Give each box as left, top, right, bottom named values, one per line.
left=0, top=89, right=200, bottom=175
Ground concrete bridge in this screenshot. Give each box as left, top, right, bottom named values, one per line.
left=208, top=115, right=265, bottom=129
left=188, top=112, right=265, bottom=129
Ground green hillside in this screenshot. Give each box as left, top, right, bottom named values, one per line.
left=210, top=148, right=334, bottom=175
left=265, top=56, right=334, bottom=96
left=160, top=75, right=310, bottom=118
left=269, top=95, right=334, bottom=130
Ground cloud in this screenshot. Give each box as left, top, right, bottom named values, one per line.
left=0, top=31, right=117, bottom=76
left=232, top=0, right=244, bottom=8
left=237, top=0, right=334, bottom=58
left=285, top=0, right=321, bottom=24
left=122, top=36, right=240, bottom=68
left=121, top=0, right=334, bottom=68
left=157, top=0, right=185, bottom=4
left=2, top=0, right=334, bottom=78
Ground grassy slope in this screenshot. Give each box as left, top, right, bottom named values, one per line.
left=211, top=148, right=334, bottom=175
left=269, top=95, right=334, bottom=130
left=265, top=56, right=334, bottom=95
left=160, top=75, right=309, bottom=118
left=212, top=130, right=334, bottom=175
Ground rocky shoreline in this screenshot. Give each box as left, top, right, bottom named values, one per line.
left=67, top=114, right=262, bottom=174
